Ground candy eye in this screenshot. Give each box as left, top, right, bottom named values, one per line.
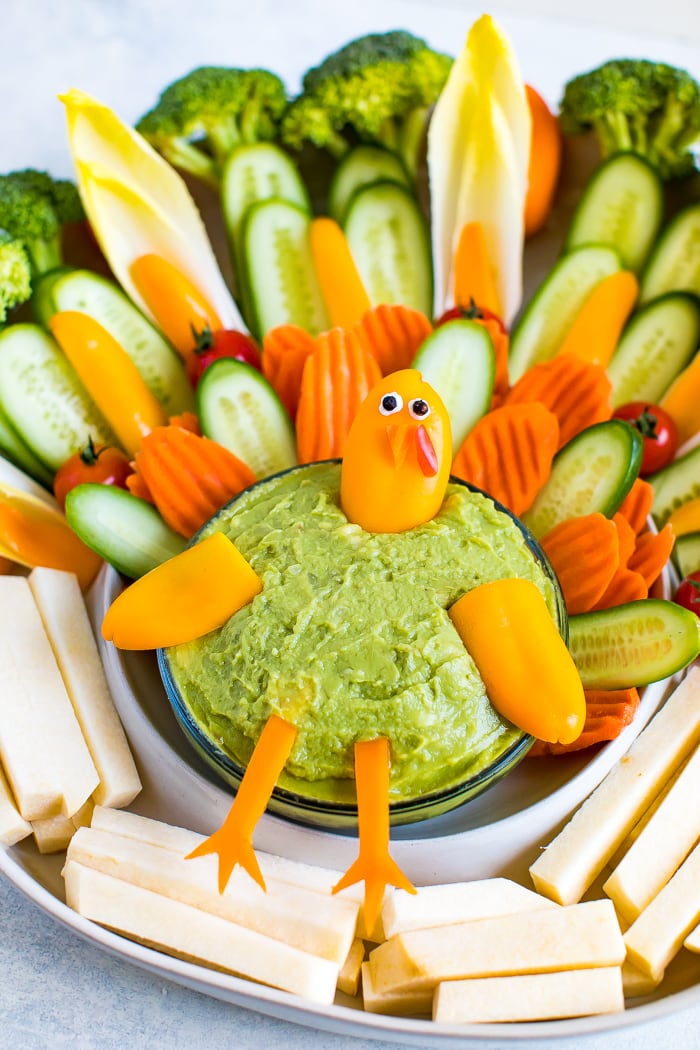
left=379, top=392, right=403, bottom=416
left=408, top=398, right=430, bottom=420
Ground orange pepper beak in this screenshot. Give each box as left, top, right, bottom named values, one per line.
left=385, top=423, right=438, bottom=477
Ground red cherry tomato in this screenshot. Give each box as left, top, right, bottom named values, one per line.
left=612, top=402, right=679, bottom=476
left=185, top=326, right=262, bottom=388
left=53, top=438, right=133, bottom=510
left=674, top=570, right=700, bottom=618
left=434, top=300, right=507, bottom=333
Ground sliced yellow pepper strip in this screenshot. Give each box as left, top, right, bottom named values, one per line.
left=187, top=714, right=298, bottom=893
left=309, top=217, right=371, bottom=330
left=49, top=311, right=168, bottom=457
left=101, top=532, right=262, bottom=650
left=660, top=355, right=700, bottom=447
left=449, top=578, right=586, bottom=745
left=555, top=270, right=639, bottom=367
left=666, top=498, right=700, bottom=540
left=130, top=254, right=223, bottom=358
left=332, top=737, right=415, bottom=937
left=0, top=482, right=102, bottom=591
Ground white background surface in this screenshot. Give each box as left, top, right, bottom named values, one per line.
left=2, top=1, right=700, bottom=1047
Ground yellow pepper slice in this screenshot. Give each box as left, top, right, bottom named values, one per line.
left=49, top=311, right=168, bottom=458
left=0, top=482, right=102, bottom=591
left=666, top=498, right=700, bottom=540
left=661, top=357, right=700, bottom=447
left=309, top=217, right=371, bottom=330
left=130, top=253, right=223, bottom=358
left=449, top=578, right=585, bottom=744
left=101, top=532, right=262, bottom=649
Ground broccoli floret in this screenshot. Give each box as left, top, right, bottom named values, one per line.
left=560, top=58, right=700, bottom=180
left=0, top=231, right=32, bottom=325
left=136, top=66, right=288, bottom=188
left=280, top=30, right=453, bottom=176
left=0, top=169, right=85, bottom=276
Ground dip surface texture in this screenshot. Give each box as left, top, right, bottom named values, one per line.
left=165, top=462, right=556, bottom=801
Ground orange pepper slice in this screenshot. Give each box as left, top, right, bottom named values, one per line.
left=449, top=578, right=585, bottom=745
left=309, top=217, right=371, bottom=330
left=101, top=532, right=261, bottom=649
left=130, top=253, right=223, bottom=357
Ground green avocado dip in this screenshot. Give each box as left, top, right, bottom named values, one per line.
left=164, top=461, right=559, bottom=805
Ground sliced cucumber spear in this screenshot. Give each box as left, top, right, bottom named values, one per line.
left=411, top=319, right=495, bottom=450
left=197, top=358, right=297, bottom=480
left=651, top=442, right=700, bottom=527
left=328, top=145, right=410, bottom=225
left=569, top=600, right=700, bottom=690
left=639, top=201, right=700, bottom=305
left=522, top=420, right=643, bottom=539
left=0, top=324, right=118, bottom=472
left=65, top=483, right=186, bottom=579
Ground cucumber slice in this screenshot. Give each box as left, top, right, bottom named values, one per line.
left=0, top=404, right=54, bottom=487
left=343, top=180, right=433, bottom=318
left=32, top=269, right=195, bottom=416
left=328, top=146, right=410, bottom=224
left=197, top=358, right=297, bottom=480
left=242, top=198, right=330, bottom=339
left=522, top=420, right=643, bottom=539
left=65, top=483, right=186, bottom=579
left=221, top=143, right=310, bottom=252
left=509, top=246, right=621, bottom=383
left=411, top=319, right=495, bottom=450
left=651, top=442, right=700, bottom=526
left=608, top=293, right=700, bottom=408
left=564, top=153, right=664, bottom=273
left=568, top=600, right=700, bottom=690
left=31, top=266, right=73, bottom=326
left=674, top=532, right=700, bottom=578
left=640, top=202, right=700, bottom=305
left=0, top=324, right=118, bottom=471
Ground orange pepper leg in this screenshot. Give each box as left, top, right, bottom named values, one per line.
left=332, top=737, right=415, bottom=936
left=187, top=715, right=298, bottom=893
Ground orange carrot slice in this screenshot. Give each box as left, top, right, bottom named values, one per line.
left=131, top=423, right=255, bottom=537
left=310, top=217, right=371, bottom=330
left=125, top=470, right=155, bottom=504
left=555, top=271, right=638, bottom=367
left=612, top=512, right=637, bottom=566
left=589, top=565, right=648, bottom=610
left=262, top=324, right=317, bottom=419
left=524, top=85, right=563, bottom=238
left=628, top=524, right=675, bottom=589
left=617, top=477, right=654, bottom=535
left=453, top=221, right=502, bottom=319
left=295, top=328, right=382, bottom=463
left=529, top=687, right=640, bottom=756
left=451, top=402, right=560, bottom=517
left=503, top=353, right=612, bottom=448
left=540, top=513, right=620, bottom=615
left=351, top=303, right=432, bottom=376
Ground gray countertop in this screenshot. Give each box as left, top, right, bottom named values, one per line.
left=2, top=1, right=700, bottom=1047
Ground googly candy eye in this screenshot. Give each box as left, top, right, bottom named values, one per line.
left=379, top=392, right=404, bottom=416
left=408, top=398, right=430, bottom=420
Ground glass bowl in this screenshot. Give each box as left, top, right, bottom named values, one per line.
left=158, top=461, right=567, bottom=831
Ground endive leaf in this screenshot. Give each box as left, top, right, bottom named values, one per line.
left=60, top=89, right=245, bottom=331
left=428, top=15, right=530, bottom=323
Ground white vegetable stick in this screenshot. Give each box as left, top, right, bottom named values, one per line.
left=603, top=740, right=700, bottom=922
left=369, top=899, right=624, bottom=995
left=360, top=962, right=433, bottom=1017
left=67, top=826, right=358, bottom=964
left=530, top=668, right=700, bottom=905
left=624, top=840, right=700, bottom=980
left=0, top=577, right=99, bottom=820
left=64, top=861, right=339, bottom=1003
left=28, top=568, right=141, bottom=809
left=621, top=960, right=663, bottom=999
left=72, top=799, right=94, bottom=830
left=684, top=925, right=700, bottom=953
left=31, top=813, right=75, bottom=854
left=0, top=764, right=31, bottom=846
left=382, top=878, right=558, bottom=938
left=337, top=938, right=365, bottom=997
left=433, top=967, right=624, bottom=1023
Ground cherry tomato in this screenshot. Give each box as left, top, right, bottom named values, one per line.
left=185, top=326, right=262, bottom=388
left=612, top=402, right=679, bottom=477
left=434, top=300, right=507, bottom=333
left=674, top=570, right=700, bottom=618
left=53, top=437, right=133, bottom=510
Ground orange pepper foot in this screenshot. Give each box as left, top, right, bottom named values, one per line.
left=186, top=826, right=265, bottom=894
left=333, top=850, right=415, bottom=938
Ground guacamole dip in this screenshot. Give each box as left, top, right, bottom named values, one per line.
left=164, top=462, right=558, bottom=802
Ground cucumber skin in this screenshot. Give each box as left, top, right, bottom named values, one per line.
left=328, top=146, right=409, bottom=224
left=569, top=599, right=700, bottom=690
left=674, top=532, right=700, bottom=578
left=65, top=483, right=186, bottom=579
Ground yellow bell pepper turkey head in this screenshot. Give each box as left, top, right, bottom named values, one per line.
left=340, top=369, right=452, bottom=533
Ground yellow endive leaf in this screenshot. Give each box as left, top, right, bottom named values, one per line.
left=60, top=89, right=245, bottom=332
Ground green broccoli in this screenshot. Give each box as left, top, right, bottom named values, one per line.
left=559, top=58, right=700, bottom=180
left=136, top=66, right=289, bottom=188
left=280, top=30, right=453, bottom=176
left=0, top=231, right=32, bottom=325
left=0, top=169, right=85, bottom=276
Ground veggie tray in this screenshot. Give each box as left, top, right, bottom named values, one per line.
left=2, top=1, right=700, bottom=1043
